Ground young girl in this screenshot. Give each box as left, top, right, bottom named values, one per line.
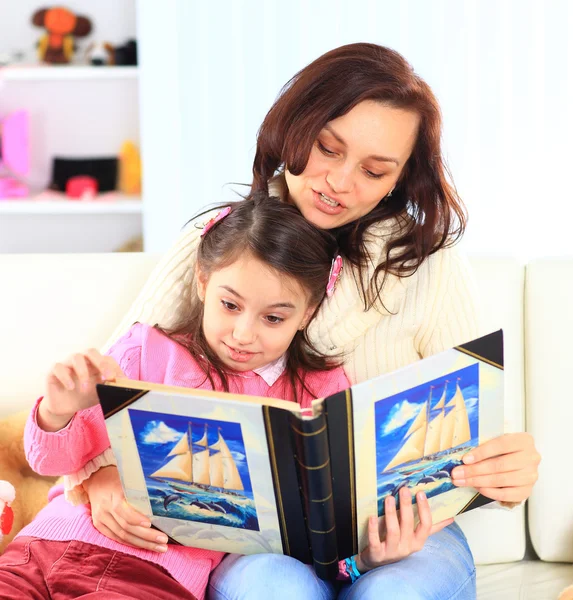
left=0, top=194, right=350, bottom=600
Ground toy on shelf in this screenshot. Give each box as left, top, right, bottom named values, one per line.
left=66, top=175, right=98, bottom=199
left=118, top=141, right=141, bottom=195
left=114, top=39, right=137, bottom=66
left=85, top=42, right=115, bottom=66
left=32, top=7, right=92, bottom=65
left=0, top=111, right=29, bottom=199
left=50, top=156, right=118, bottom=194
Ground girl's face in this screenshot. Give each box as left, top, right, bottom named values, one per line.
left=285, top=100, right=420, bottom=229
left=197, top=254, right=315, bottom=372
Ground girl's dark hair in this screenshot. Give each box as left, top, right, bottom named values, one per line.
left=253, top=43, right=467, bottom=309
left=161, top=192, right=340, bottom=401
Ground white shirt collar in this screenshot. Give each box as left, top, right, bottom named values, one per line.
left=253, top=354, right=287, bottom=386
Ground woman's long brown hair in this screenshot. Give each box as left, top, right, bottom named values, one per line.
left=253, top=43, right=467, bottom=309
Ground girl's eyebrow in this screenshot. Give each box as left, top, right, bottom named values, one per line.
left=323, top=124, right=400, bottom=166
left=219, top=286, right=296, bottom=310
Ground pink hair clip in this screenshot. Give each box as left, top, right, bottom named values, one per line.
left=326, top=255, right=343, bottom=298
left=200, top=206, right=232, bottom=237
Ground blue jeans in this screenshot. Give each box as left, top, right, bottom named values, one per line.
left=208, top=522, right=476, bottom=600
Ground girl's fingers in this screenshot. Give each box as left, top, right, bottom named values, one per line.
left=397, top=487, right=414, bottom=543
left=94, top=514, right=167, bottom=552
left=429, top=517, right=454, bottom=536
left=114, top=499, right=152, bottom=529
left=49, top=364, right=75, bottom=390
left=71, top=353, right=92, bottom=390
left=413, top=492, right=432, bottom=544
left=383, top=495, right=400, bottom=548
left=367, top=515, right=382, bottom=550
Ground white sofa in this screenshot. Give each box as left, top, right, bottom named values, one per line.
left=0, top=253, right=572, bottom=598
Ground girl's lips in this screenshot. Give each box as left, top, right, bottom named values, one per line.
left=312, top=190, right=345, bottom=215
left=224, top=343, right=257, bottom=363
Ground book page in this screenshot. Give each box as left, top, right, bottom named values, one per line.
left=350, top=342, right=503, bottom=551
left=105, top=388, right=291, bottom=555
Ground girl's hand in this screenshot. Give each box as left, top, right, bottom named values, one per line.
left=84, top=465, right=169, bottom=553
left=356, top=487, right=454, bottom=572
left=451, top=432, right=540, bottom=503
left=38, top=349, right=125, bottom=431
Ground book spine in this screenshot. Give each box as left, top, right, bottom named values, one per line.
left=263, top=406, right=311, bottom=564
left=289, top=411, right=339, bottom=580
left=324, top=389, right=358, bottom=559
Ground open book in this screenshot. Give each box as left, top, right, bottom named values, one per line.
left=97, top=329, right=503, bottom=580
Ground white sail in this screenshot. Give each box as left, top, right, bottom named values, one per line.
left=150, top=451, right=192, bottom=481
left=384, top=399, right=428, bottom=471
left=209, top=450, right=224, bottom=488
left=449, top=382, right=471, bottom=446
left=167, top=429, right=190, bottom=457
left=195, top=425, right=208, bottom=448
left=215, top=431, right=244, bottom=491
left=193, top=448, right=211, bottom=485
left=425, top=385, right=447, bottom=455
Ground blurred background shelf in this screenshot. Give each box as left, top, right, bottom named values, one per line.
left=0, top=65, right=138, bottom=81
left=0, top=196, right=142, bottom=214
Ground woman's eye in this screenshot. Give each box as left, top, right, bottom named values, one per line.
left=317, top=141, right=336, bottom=156
left=364, top=169, right=384, bottom=179
left=222, top=300, right=238, bottom=311
left=265, top=315, right=284, bottom=325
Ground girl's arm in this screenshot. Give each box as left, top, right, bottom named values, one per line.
left=24, top=326, right=143, bottom=480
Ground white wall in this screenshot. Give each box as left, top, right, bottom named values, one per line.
left=137, top=0, right=572, bottom=259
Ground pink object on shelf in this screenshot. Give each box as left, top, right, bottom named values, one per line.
left=0, top=177, right=28, bottom=199
left=66, top=176, right=98, bottom=199
left=2, top=111, right=29, bottom=176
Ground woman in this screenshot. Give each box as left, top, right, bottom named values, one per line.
left=81, top=43, right=540, bottom=600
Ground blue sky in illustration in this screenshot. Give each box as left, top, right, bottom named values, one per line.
left=374, top=363, right=479, bottom=472
left=128, top=408, right=254, bottom=494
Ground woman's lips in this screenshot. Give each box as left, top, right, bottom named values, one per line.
left=312, top=190, right=344, bottom=215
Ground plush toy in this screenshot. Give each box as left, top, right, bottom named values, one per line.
left=32, top=7, right=92, bottom=64
left=0, top=410, right=57, bottom=553
left=559, top=585, right=573, bottom=600
left=85, top=42, right=115, bottom=66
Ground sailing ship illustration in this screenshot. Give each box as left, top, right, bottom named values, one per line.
left=150, top=422, right=246, bottom=498
left=383, top=379, right=472, bottom=474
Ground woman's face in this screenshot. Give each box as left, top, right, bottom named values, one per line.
left=285, top=100, right=419, bottom=229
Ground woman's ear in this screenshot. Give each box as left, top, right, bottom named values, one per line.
left=196, top=265, right=207, bottom=303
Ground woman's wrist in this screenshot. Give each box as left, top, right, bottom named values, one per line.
left=354, top=553, right=369, bottom=574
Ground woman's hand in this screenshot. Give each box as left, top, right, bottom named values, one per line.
left=84, top=465, right=169, bottom=553
left=355, top=487, right=454, bottom=572
left=38, top=349, right=125, bottom=431
left=451, top=432, right=541, bottom=503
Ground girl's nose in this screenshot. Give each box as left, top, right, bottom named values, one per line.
left=232, top=318, right=256, bottom=345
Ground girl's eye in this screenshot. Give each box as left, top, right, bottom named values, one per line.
left=222, top=300, right=238, bottom=311
left=317, top=141, right=337, bottom=156
left=265, top=315, right=284, bottom=325
left=364, top=169, right=384, bottom=179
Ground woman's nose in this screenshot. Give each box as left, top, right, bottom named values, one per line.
left=326, top=163, right=354, bottom=194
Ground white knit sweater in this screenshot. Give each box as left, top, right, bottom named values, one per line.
left=105, top=204, right=482, bottom=384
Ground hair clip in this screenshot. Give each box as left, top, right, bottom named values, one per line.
left=326, top=255, right=343, bottom=298
left=200, top=206, right=232, bottom=237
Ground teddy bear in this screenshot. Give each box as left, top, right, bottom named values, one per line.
left=0, top=410, right=57, bottom=553
left=559, top=585, right=573, bottom=600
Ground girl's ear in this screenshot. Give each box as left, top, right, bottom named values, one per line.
left=196, top=265, right=207, bottom=303
left=299, top=305, right=317, bottom=330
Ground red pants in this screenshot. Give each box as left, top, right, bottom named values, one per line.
left=0, top=536, right=197, bottom=600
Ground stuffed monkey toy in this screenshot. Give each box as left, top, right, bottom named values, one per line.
left=32, top=7, right=92, bottom=64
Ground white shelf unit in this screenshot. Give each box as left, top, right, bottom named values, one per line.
left=0, top=0, right=140, bottom=253
left=0, top=197, right=142, bottom=215
left=0, top=65, right=138, bottom=81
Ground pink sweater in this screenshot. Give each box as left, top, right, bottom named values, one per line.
left=22, top=323, right=350, bottom=599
